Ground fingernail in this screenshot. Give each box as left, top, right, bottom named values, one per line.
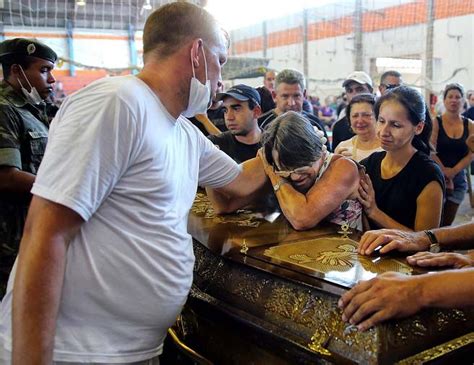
left=341, top=314, right=347, bottom=321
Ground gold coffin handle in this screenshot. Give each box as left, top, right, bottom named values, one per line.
left=167, top=327, right=214, bottom=365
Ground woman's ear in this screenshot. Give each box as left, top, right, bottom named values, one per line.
left=414, top=121, right=425, bottom=135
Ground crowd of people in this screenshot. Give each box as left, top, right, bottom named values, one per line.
left=0, top=2, right=473, bottom=363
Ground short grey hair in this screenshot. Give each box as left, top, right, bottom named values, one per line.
left=262, top=111, right=322, bottom=169
left=275, top=69, right=306, bottom=92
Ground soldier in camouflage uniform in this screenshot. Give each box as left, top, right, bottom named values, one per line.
left=0, top=38, right=57, bottom=296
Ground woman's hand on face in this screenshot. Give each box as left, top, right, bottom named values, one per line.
left=257, top=148, right=273, bottom=176
left=358, top=173, right=377, bottom=218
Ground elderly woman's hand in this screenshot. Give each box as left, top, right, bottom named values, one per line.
left=313, top=127, right=327, bottom=145
left=334, top=145, right=352, bottom=158
left=257, top=148, right=274, bottom=176
left=358, top=173, right=378, bottom=218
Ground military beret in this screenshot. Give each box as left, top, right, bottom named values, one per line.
left=0, top=38, right=58, bottom=63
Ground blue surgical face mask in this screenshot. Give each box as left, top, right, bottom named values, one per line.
left=182, top=45, right=211, bottom=118
left=17, top=65, right=43, bottom=105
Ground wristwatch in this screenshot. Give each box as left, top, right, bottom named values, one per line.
left=273, top=179, right=287, bottom=192
left=424, top=230, right=440, bottom=253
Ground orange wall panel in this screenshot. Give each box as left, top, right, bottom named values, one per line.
left=53, top=70, right=132, bottom=95
left=232, top=0, right=473, bottom=55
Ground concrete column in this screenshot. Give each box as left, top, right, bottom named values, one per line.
left=66, top=20, right=75, bottom=77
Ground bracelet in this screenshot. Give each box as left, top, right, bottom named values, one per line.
left=273, top=179, right=287, bottom=192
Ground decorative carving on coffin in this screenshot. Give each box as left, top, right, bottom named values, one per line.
left=264, top=237, right=412, bottom=275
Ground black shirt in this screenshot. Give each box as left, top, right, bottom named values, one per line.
left=361, top=151, right=445, bottom=230
left=208, top=131, right=260, bottom=163
left=331, top=116, right=354, bottom=151
left=436, top=116, right=469, bottom=168
left=463, top=106, right=474, bottom=121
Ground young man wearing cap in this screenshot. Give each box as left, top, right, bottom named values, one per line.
left=0, top=38, right=57, bottom=297
left=332, top=71, right=373, bottom=150
left=209, top=84, right=262, bottom=163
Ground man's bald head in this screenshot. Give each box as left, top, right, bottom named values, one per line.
left=142, top=2, right=225, bottom=62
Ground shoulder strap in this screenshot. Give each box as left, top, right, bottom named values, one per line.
left=315, top=152, right=334, bottom=182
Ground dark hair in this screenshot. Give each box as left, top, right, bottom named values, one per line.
left=380, top=70, right=402, bottom=84
left=256, top=86, right=275, bottom=113
left=143, top=2, right=222, bottom=60
left=1, top=54, right=36, bottom=80
left=443, top=83, right=465, bottom=100
left=246, top=99, right=257, bottom=110
left=262, top=111, right=323, bottom=169
left=345, top=93, right=376, bottom=122
left=375, top=86, right=432, bottom=155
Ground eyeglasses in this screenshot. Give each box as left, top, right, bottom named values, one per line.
left=350, top=112, right=374, bottom=119
left=273, top=165, right=313, bottom=178
left=381, top=83, right=400, bottom=90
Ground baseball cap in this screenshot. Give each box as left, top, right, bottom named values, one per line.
left=216, top=84, right=261, bottom=106
left=0, top=38, right=58, bottom=63
left=342, top=71, right=373, bottom=88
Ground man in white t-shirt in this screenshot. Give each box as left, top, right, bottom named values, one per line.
left=0, top=3, right=264, bottom=364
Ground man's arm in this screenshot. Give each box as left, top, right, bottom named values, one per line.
left=13, top=196, right=83, bottom=365
left=0, top=167, right=35, bottom=194
left=358, top=220, right=474, bottom=256
left=338, top=269, right=474, bottom=331
left=406, top=251, right=474, bottom=269
left=194, top=114, right=221, bottom=136
left=206, top=156, right=268, bottom=214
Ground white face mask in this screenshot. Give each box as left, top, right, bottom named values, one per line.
left=182, top=45, right=211, bottom=118
left=17, top=65, right=43, bottom=105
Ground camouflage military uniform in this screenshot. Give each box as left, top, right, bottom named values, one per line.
left=0, top=80, right=49, bottom=296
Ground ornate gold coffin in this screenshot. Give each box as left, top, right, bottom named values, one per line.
left=173, top=194, right=474, bottom=364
